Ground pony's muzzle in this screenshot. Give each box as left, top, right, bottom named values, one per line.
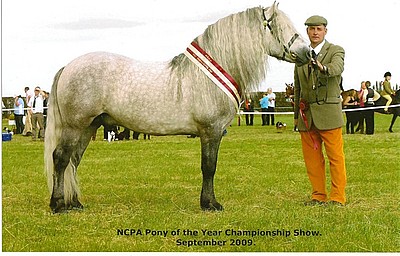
left=305, top=50, right=312, bottom=59
left=294, top=48, right=312, bottom=66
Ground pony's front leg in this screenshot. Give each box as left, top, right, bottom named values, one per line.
left=199, top=134, right=223, bottom=211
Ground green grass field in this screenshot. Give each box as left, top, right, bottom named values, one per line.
left=2, top=113, right=399, bottom=252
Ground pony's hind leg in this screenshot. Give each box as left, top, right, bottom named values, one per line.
left=199, top=131, right=224, bottom=211
left=50, top=141, right=74, bottom=213
left=69, top=124, right=101, bottom=210
left=50, top=127, right=85, bottom=213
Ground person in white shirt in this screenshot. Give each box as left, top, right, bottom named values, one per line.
left=266, top=87, right=276, bottom=125
left=29, top=86, right=46, bottom=140
left=22, top=86, right=34, bottom=136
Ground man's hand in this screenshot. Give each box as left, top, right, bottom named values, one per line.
left=311, top=58, right=325, bottom=72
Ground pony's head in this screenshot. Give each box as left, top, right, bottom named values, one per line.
left=263, top=3, right=310, bottom=66
left=284, top=83, right=294, bottom=98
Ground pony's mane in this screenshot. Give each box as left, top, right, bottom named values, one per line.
left=169, top=6, right=269, bottom=95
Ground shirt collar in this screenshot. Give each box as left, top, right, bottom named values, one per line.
left=311, top=40, right=326, bottom=55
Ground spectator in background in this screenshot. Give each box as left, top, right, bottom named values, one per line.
left=266, top=87, right=276, bottom=126
left=359, top=81, right=380, bottom=135
left=259, top=93, right=269, bottom=126
left=43, top=91, right=49, bottom=129
left=29, top=86, right=46, bottom=140
left=22, top=86, right=34, bottom=136
left=342, top=89, right=359, bottom=134
left=244, top=97, right=254, bottom=126
left=13, top=95, right=25, bottom=134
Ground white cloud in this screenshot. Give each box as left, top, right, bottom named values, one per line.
left=51, top=18, right=144, bottom=30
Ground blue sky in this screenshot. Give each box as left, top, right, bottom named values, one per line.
left=2, top=0, right=399, bottom=96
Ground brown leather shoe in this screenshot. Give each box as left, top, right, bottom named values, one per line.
left=304, top=199, right=326, bottom=206
left=328, top=200, right=344, bottom=206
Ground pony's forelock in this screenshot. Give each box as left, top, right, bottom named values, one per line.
left=265, top=5, right=299, bottom=54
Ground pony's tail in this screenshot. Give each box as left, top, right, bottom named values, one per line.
left=45, top=67, right=79, bottom=202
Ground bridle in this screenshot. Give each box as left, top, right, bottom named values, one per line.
left=262, top=8, right=300, bottom=61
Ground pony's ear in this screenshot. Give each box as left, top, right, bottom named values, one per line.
left=271, top=1, right=279, bottom=12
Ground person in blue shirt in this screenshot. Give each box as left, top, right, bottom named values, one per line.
left=14, top=95, right=25, bottom=134
left=259, top=93, right=269, bottom=126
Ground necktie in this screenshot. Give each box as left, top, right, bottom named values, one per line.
left=359, top=90, right=364, bottom=107
left=311, top=50, right=317, bottom=69
left=311, top=50, right=317, bottom=59
left=33, top=97, right=37, bottom=108
left=308, top=50, right=317, bottom=75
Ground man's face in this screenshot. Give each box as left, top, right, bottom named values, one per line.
left=307, top=25, right=327, bottom=47
left=361, top=83, right=366, bottom=89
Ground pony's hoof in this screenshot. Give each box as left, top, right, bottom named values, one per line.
left=389, top=129, right=393, bottom=133
left=201, top=201, right=224, bottom=211
left=50, top=198, right=67, bottom=214
left=69, top=200, right=84, bottom=211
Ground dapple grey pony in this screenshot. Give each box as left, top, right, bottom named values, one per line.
left=45, top=3, right=310, bottom=213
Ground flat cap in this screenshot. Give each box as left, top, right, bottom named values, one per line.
left=305, top=15, right=327, bottom=26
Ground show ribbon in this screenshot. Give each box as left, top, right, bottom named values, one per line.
left=184, top=41, right=241, bottom=110
left=299, top=100, right=318, bottom=150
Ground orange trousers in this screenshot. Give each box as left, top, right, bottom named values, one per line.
left=300, top=127, right=347, bottom=204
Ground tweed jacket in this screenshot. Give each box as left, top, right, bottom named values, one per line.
left=381, top=81, right=394, bottom=96
left=294, top=40, right=345, bottom=131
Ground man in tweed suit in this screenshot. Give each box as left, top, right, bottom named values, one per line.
left=294, top=15, right=347, bottom=206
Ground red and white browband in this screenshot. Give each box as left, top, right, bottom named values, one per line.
left=184, top=41, right=241, bottom=109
